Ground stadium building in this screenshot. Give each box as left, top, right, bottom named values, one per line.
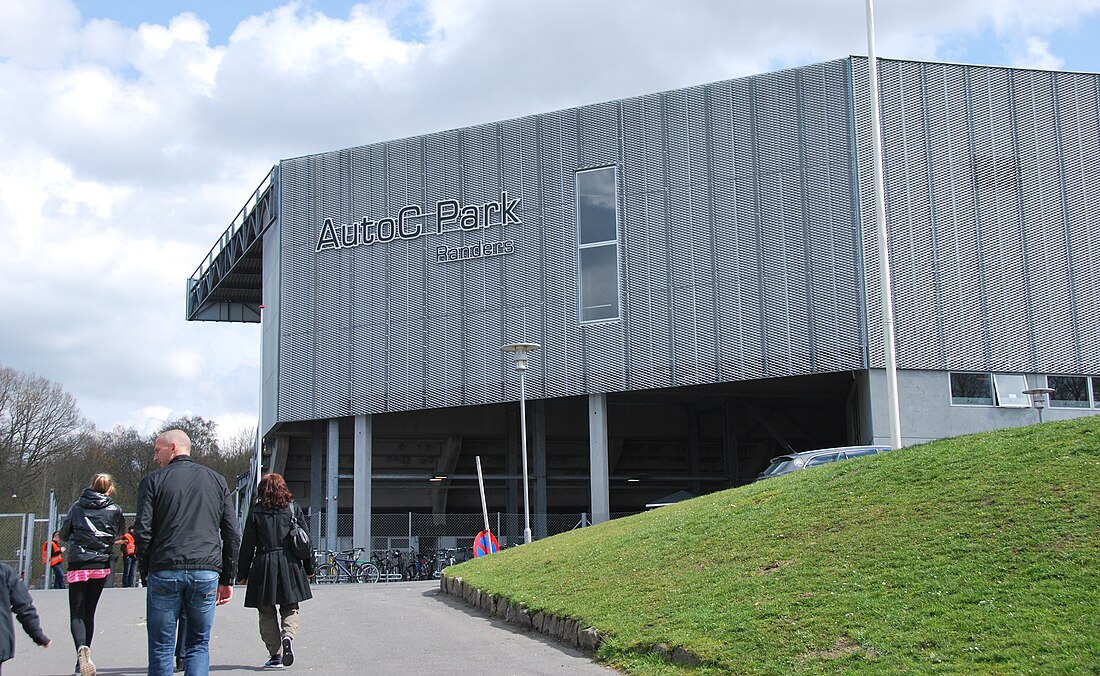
left=188, top=56, right=1100, bottom=549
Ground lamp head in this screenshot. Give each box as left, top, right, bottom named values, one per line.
left=1022, top=387, right=1055, bottom=410
left=501, top=343, right=542, bottom=372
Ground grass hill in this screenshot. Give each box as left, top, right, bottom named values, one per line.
left=445, top=416, right=1100, bottom=674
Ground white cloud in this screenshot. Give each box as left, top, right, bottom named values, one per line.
left=1008, top=37, right=1065, bottom=70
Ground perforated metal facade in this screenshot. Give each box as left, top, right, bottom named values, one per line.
left=268, top=57, right=1100, bottom=426
left=854, top=59, right=1100, bottom=374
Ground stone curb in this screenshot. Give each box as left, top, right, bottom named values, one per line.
left=440, top=575, right=603, bottom=654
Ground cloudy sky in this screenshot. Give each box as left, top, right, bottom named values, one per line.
left=1, top=0, right=1099, bottom=445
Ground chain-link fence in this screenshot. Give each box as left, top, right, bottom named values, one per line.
left=305, top=511, right=638, bottom=558
left=1, top=510, right=139, bottom=590
left=4, top=507, right=638, bottom=588
left=0, top=513, right=44, bottom=587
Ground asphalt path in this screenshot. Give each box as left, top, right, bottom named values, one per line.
left=8, top=581, right=619, bottom=675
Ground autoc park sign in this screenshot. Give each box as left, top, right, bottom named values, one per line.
left=315, top=192, right=520, bottom=264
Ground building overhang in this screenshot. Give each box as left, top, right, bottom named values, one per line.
left=186, top=167, right=276, bottom=323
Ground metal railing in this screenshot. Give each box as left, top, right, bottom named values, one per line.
left=188, top=167, right=275, bottom=284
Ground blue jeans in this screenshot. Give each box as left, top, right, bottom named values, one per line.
left=123, top=556, right=137, bottom=587
left=146, top=570, right=219, bottom=676
left=50, top=563, right=65, bottom=589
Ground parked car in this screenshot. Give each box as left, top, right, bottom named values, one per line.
left=754, top=445, right=893, bottom=482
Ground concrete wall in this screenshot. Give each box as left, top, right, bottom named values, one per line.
left=864, top=369, right=1100, bottom=447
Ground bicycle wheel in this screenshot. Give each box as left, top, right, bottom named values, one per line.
left=355, top=562, right=381, bottom=583
left=315, top=564, right=338, bottom=584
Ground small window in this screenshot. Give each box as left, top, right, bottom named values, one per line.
left=993, top=374, right=1030, bottom=408
left=805, top=453, right=839, bottom=468
left=1048, top=375, right=1089, bottom=408
left=575, top=167, right=620, bottom=323
left=1094, top=378, right=1100, bottom=408
left=950, top=372, right=993, bottom=406
left=845, top=448, right=879, bottom=459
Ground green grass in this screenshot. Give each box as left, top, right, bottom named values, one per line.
left=445, top=416, right=1100, bottom=674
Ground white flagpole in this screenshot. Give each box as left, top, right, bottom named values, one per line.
left=866, top=0, right=903, bottom=450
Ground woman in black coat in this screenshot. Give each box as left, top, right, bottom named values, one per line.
left=236, top=473, right=314, bottom=669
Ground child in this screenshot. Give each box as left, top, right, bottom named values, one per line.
left=0, top=561, right=51, bottom=675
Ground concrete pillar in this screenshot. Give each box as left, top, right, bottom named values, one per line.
left=688, top=409, right=701, bottom=496
left=588, top=393, right=610, bottom=524
left=353, top=414, right=371, bottom=553
left=268, top=435, right=289, bottom=476
left=310, top=422, right=323, bottom=521
left=326, top=419, right=339, bottom=553
left=505, top=404, right=518, bottom=535
left=533, top=400, right=547, bottom=539
left=723, top=400, right=740, bottom=487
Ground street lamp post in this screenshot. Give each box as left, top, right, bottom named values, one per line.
left=501, top=343, right=541, bottom=544
left=1023, top=387, right=1056, bottom=423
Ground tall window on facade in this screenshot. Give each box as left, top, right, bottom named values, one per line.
left=575, top=166, right=620, bottom=323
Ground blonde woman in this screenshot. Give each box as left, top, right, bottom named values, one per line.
left=60, top=474, right=125, bottom=676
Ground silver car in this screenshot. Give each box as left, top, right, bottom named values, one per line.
left=755, top=445, right=893, bottom=482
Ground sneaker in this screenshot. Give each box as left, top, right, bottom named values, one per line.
left=281, top=636, right=294, bottom=667
left=263, top=655, right=284, bottom=669
left=77, top=645, right=96, bottom=676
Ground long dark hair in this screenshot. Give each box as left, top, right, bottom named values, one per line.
left=257, top=473, right=293, bottom=510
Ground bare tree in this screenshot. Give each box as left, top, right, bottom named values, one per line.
left=0, top=365, right=89, bottom=512
left=156, top=414, right=220, bottom=459
left=204, top=424, right=256, bottom=492
left=48, top=429, right=102, bottom=509
left=97, top=426, right=156, bottom=511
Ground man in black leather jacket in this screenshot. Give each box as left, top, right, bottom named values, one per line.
left=134, top=429, right=240, bottom=676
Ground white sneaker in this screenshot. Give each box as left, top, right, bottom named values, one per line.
left=77, top=645, right=96, bottom=676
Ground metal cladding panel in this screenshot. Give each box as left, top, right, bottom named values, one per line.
left=314, top=327, right=350, bottom=417
left=1053, top=71, right=1100, bottom=366
left=275, top=59, right=868, bottom=422
left=277, top=158, right=316, bottom=423
left=622, top=93, right=671, bottom=390
left=351, top=321, right=387, bottom=410
left=855, top=58, right=1100, bottom=374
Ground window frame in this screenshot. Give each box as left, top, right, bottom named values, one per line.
left=574, top=165, right=622, bottom=324
left=992, top=373, right=1030, bottom=408
left=1045, top=375, right=1100, bottom=409
left=949, top=372, right=995, bottom=406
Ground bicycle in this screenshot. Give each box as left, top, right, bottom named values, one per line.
left=314, top=549, right=371, bottom=583
left=371, top=549, right=403, bottom=582
left=344, top=547, right=381, bottom=583
left=403, top=550, right=432, bottom=581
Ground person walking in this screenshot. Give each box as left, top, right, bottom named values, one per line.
left=134, top=429, right=240, bottom=676
left=236, top=474, right=314, bottom=669
left=42, top=531, right=65, bottom=589
left=0, top=560, right=52, bottom=675
left=115, top=526, right=137, bottom=588
left=59, top=473, right=125, bottom=676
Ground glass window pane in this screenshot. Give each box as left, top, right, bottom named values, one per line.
left=1093, top=378, right=1100, bottom=408
left=579, top=245, right=619, bottom=321
left=993, top=374, right=1030, bottom=408
left=1048, top=375, right=1089, bottom=408
left=805, top=453, right=839, bottom=467
left=576, top=168, right=617, bottom=244
left=950, top=373, right=993, bottom=406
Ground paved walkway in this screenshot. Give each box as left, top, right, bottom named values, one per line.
left=8, top=581, right=619, bottom=675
